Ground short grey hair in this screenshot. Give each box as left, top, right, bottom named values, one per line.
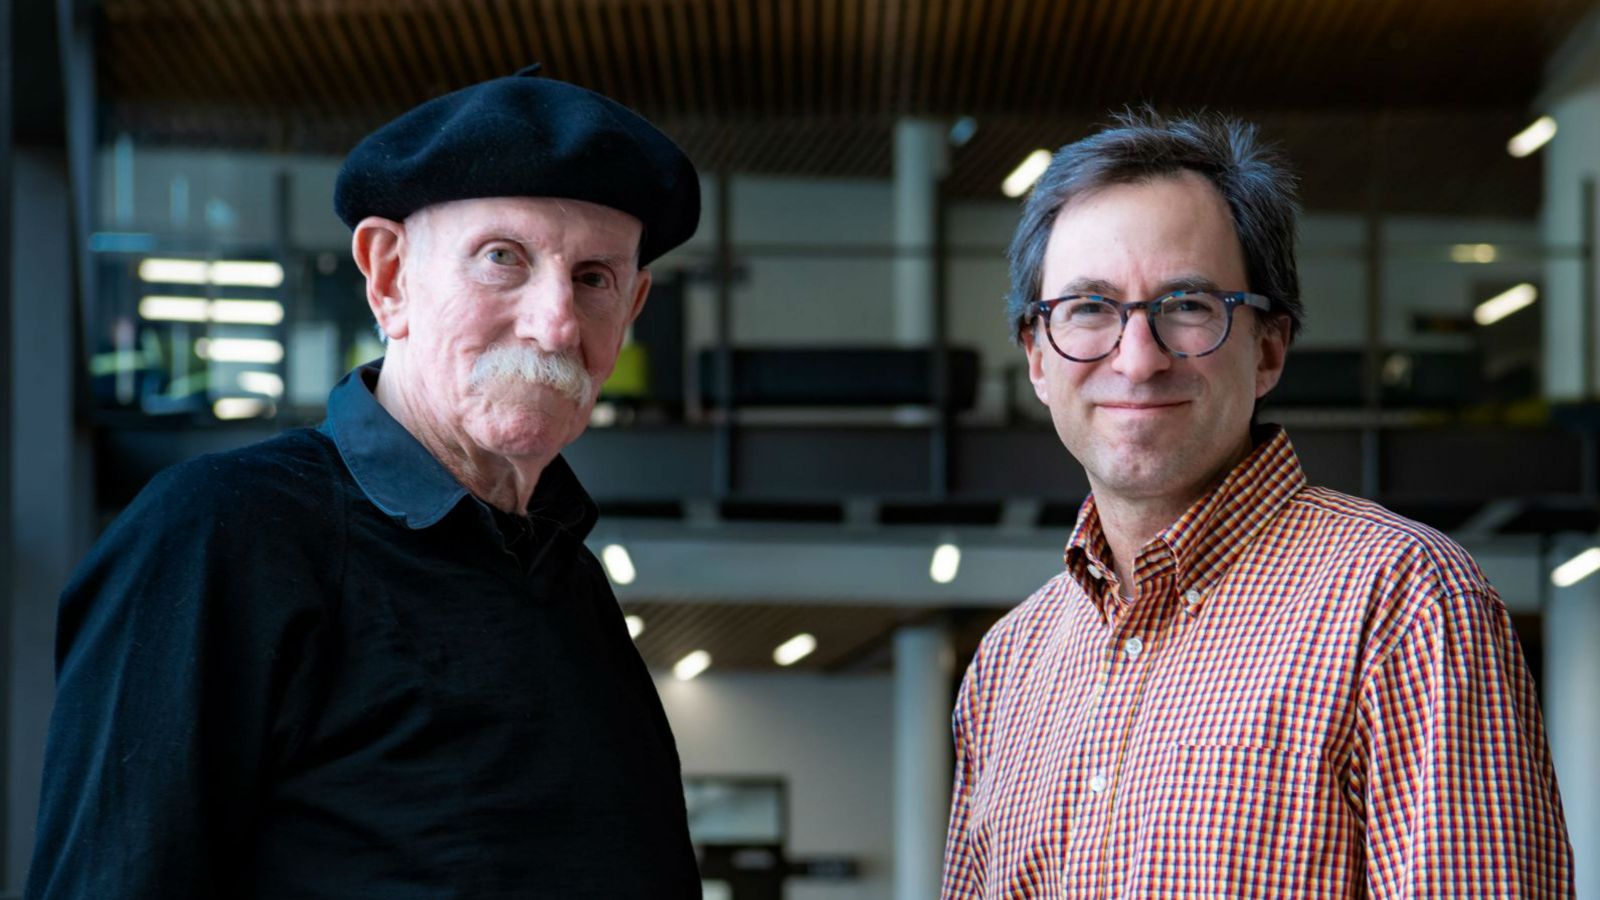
left=1006, top=108, right=1303, bottom=343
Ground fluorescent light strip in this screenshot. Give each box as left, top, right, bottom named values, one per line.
left=137, top=258, right=285, bottom=288
left=626, top=615, right=645, bottom=639
left=1002, top=149, right=1052, bottom=198
left=139, top=295, right=209, bottom=322
left=209, top=260, right=285, bottom=287
left=1473, top=283, right=1537, bottom=326
left=236, top=370, right=285, bottom=398
left=1552, top=547, right=1600, bottom=587
left=673, top=650, right=711, bottom=681
left=1507, top=116, right=1557, bottom=158
left=138, top=258, right=210, bottom=284
left=200, top=338, right=284, bottom=364
left=1449, top=243, right=1497, bottom=264
left=213, top=397, right=269, bottom=420
left=930, top=542, right=961, bottom=584
left=602, top=544, right=636, bottom=585
left=210, top=299, right=285, bottom=325
left=773, top=633, right=817, bottom=666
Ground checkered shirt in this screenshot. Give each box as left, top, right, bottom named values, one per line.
left=941, top=427, right=1572, bottom=898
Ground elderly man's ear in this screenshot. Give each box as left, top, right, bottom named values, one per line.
left=353, top=217, right=410, bottom=341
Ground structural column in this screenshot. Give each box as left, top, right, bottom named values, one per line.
left=1546, top=561, right=1600, bottom=898
left=892, top=119, right=945, bottom=348
left=893, top=623, right=954, bottom=900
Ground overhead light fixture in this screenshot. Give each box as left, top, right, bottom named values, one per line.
left=1449, top=243, right=1497, bottom=264
left=210, top=299, right=285, bottom=325
left=1507, top=116, right=1557, bottom=158
left=212, top=397, right=270, bottom=420
left=198, top=338, right=284, bottom=364
left=136, top=258, right=285, bottom=288
left=139, top=295, right=209, bottom=322
left=930, top=542, right=961, bottom=584
left=236, top=370, right=285, bottom=398
left=138, top=258, right=210, bottom=284
left=209, top=260, right=285, bottom=288
left=1002, top=149, right=1052, bottom=198
left=1552, top=547, right=1600, bottom=587
left=602, top=543, right=636, bottom=585
left=673, top=650, right=711, bottom=681
left=140, top=297, right=285, bottom=326
left=625, top=615, right=645, bottom=639
left=1473, top=283, right=1537, bottom=326
left=773, top=633, right=817, bottom=666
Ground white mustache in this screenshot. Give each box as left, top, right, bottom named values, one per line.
left=468, top=346, right=595, bottom=405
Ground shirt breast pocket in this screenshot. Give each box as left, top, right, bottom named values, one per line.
left=1138, top=741, right=1337, bottom=894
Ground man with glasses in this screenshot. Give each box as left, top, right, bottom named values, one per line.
left=941, top=110, right=1572, bottom=897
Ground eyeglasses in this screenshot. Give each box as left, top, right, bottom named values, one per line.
left=1029, top=290, right=1273, bottom=362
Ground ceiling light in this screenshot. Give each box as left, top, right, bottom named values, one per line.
left=1002, top=149, right=1051, bottom=198
left=773, top=633, right=817, bottom=666
left=209, top=260, right=284, bottom=288
left=139, top=295, right=209, bottom=322
left=199, top=338, right=284, bottom=364
left=138, top=258, right=209, bottom=284
left=236, top=371, right=285, bottom=398
left=1507, top=116, right=1557, bottom=158
left=210, top=299, right=285, bottom=325
left=1552, top=547, right=1600, bottom=587
left=1473, top=283, right=1537, bottom=326
left=1449, top=243, right=1497, bottom=264
left=213, top=397, right=269, bottom=420
left=626, top=615, right=645, bottom=639
left=930, top=542, right=961, bottom=584
left=602, top=543, right=636, bottom=585
left=673, top=650, right=711, bottom=681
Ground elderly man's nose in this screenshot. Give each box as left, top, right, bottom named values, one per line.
left=517, top=276, right=581, bottom=350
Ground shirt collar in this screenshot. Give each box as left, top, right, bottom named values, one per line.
left=321, top=360, right=599, bottom=538
left=1065, top=425, right=1306, bottom=613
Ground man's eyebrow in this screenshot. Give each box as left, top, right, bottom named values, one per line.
left=1154, top=274, right=1221, bottom=294
left=1050, top=277, right=1120, bottom=297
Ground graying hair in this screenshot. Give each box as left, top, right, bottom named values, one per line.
left=1006, top=108, right=1303, bottom=343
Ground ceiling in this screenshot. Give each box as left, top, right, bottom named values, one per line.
left=622, top=600, right=1001, bottom=673
left=95, top=0, right=1593, bottom=213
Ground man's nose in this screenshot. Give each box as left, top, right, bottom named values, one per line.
left=515, top=270, right=581, bottom=352
left=1110, top=309, right=1172, bottom=382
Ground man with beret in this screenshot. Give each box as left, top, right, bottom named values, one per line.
left=26, top=69, right=703, bottom=898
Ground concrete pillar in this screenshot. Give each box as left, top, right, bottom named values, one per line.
left=1540, top=14, right=1600, bottom=401
left=1546, top=565, right=1600, bottom=898
left=893, top=623, right=953, bottom=900
left=893, top=119, right=945, bottom=348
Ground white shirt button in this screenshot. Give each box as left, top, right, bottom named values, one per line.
left=1124, top=637, right=1144, bottom=659
left=1086, top=564, right=1103, bottom=580
left=1089, top=771, right=1108, bottom=793
left=1184, top=589, right=1202, bottom=605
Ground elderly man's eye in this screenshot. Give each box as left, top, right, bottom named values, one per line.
left=486, top=248, right=518, bottom=266
left=577, top=270, right=613, bottom=289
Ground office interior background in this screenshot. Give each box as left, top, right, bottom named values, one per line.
left=5, top=0, right=1600, bottom=897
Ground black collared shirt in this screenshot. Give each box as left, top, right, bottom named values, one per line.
left=27, top=363, right=700, bottom=899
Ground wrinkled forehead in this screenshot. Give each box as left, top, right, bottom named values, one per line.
left=405, top=196, right=646, bottom=260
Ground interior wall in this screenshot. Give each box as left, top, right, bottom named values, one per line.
left=657, top=671, right=895, bottom=900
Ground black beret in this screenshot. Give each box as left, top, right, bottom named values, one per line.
left=334, top=67, right=700, bottom=266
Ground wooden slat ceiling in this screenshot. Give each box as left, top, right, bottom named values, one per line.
left=621, top=601, right=1002, bottom=673
left=99, top=0, right=1592, bottom=213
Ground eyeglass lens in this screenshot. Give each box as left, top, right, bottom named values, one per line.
left=1046, top=294, right=1232, bottom=359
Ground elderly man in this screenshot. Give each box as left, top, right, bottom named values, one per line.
left=941, top=111, right=1572, bottom=897
left=27, top=69, right=702, bottom=898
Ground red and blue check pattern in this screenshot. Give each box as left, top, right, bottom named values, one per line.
left=942, top=427, right=1572, bottom=898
